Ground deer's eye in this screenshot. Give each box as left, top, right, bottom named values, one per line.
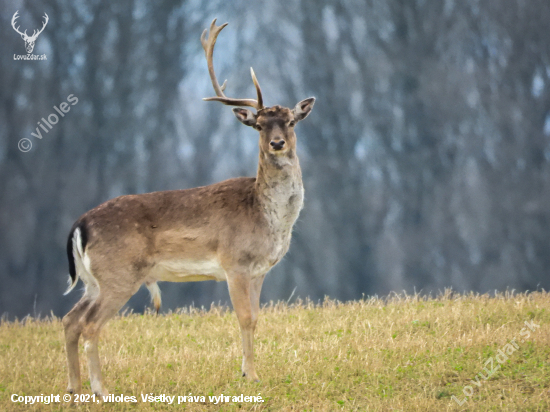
left=288, top=121, right=296, bottom=127
left=254, top=124, right=262, bottom=131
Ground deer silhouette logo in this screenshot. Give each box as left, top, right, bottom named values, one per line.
left=11, top=11, right=49, bottom=54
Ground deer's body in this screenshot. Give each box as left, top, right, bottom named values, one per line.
left=71, top=155, right=303, bottom=287
left=62, top=19, right=314, bottom=397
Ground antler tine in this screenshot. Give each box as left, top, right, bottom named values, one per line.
left=11, top=10, right=25, bottom=36
left=29, top=13, right=49, bottom=40
left=201, top=18, right=264, bottom=111
left=40, top=13, right=49, bottom=31
left=250, top=68, right=263, bottom=110
left=201, top=19, right=229, bottom=98
left=202, top=96, right=261, bottom=109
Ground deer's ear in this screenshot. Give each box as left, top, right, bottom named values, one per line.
left=232, top=108, right=257, bottom=127
left=292, top=97, right=315, bottom=122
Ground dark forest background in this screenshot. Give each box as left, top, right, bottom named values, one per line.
left=1, top=0, right=550, bottom=319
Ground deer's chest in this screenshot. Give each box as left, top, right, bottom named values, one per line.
left=262, top=183, right=304, bottom=262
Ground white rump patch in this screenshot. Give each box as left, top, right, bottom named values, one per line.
left=79, top=250, right=99, bottom=299
left=64, top=227, right=100, bottom=298
left=82, top=250, right=93, bottom=276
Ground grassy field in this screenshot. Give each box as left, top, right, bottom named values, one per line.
left=1, top=290, right=549, bottom=411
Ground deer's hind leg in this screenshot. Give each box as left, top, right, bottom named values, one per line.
left=63, top=296, right=93, bottom=394
left=80, top=279, right=141, bottom=396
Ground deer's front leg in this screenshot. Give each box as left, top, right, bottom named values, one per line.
left=226, top=271, right=259, bottom=381
left=250, top=274, right=265, bottom=330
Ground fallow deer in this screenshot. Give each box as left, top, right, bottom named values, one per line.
left=62, top=18, right=315, bottom=396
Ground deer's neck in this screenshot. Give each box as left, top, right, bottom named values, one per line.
left=255, top=150, right=304, bottom=230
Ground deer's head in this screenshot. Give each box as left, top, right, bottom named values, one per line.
left=233, top=101, right=314, bottom=157
left=12, top=11, right=49, bottom=54
left=201, top=19, right=314, bottom=158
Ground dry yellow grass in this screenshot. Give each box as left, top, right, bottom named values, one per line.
left=1, top=290, right=549, bottom=411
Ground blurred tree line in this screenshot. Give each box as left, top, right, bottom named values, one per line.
left=1, top=0, right=550, bottom=318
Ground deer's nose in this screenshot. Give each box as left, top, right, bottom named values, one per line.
left=270, top=139, right=285, bottom=151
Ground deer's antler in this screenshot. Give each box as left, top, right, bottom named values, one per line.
left=11, top=11, right=26, bottom=37
left=201, top=19, right=264, bottom=111
left=28, top=13, right=49, bottom=41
